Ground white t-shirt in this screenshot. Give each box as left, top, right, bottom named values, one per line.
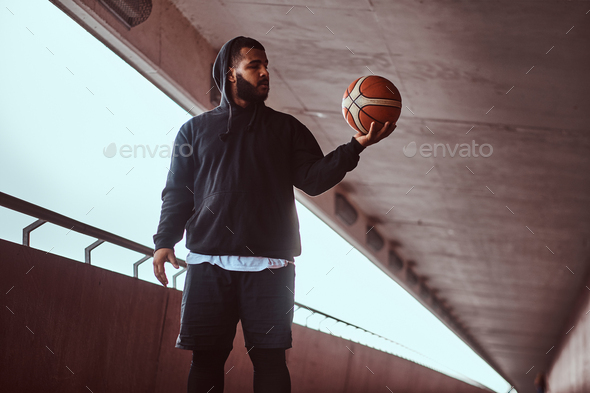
left=186, top=252, right=294, bottom=272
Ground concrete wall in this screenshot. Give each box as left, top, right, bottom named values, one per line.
left=287, top=324, right=489, bottom=393
left=547, top=271, right=590, bottom=393
left=0, top=238, right=191, bottom=392
left=1, top=239, right=489, bottom=392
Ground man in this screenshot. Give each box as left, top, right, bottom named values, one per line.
left=152, top=36, right=395, bottom=393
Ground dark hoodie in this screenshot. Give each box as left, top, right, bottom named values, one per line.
left=153, top=36, right=366, bottom=260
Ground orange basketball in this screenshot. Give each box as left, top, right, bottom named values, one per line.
left=342, top=75, right=402, bottom=135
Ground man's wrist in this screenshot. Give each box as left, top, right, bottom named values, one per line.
left=154, top=245, right=173, bottom=255
left=352, top=136, right=368, bottom=150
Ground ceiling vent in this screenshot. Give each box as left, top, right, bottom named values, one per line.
left=406, top=268, right=419, bottom=286
left=420, top=283, right=431, bottom=300
left=366, top=226, right=384, bottom=252
left=388, top=250, right=404, bottom=272
left=335, top=193, right=357, bottom=226
left=98, top=0, right=152, bottom=28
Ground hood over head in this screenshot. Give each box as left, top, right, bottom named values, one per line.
left=213, top=36, right=264, bottom=142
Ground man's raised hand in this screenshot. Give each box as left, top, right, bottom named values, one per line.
left=354, top=121, right=397, bottom=148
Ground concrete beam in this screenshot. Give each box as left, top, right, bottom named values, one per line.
left=50, top=0, right=218, bottom=115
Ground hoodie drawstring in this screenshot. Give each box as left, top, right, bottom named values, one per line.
left=246, top=103, right=258, bottom=132
left=218, top=102, right=258, bottom=142
left=219, top=104, right=233, bottom=142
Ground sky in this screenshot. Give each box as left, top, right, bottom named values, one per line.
left=0, top=0, right=511, bottom=391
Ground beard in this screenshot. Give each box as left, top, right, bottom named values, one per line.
left=236, top=72, right=269, bottom=103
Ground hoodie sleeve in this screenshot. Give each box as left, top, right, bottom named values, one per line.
left=291, top=119, right=365, bottom=196
left=153, top=124, right=195, bottom=251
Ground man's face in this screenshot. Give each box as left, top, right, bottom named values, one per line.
left=229, top=48, right=269, bottom=103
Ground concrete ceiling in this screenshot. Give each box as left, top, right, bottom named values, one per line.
left=168, top=0, right=590, bottom=391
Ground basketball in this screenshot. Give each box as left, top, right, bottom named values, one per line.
left=342, top=75, right=402, bottom=135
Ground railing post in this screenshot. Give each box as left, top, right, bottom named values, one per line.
left=133, top=255, right=151, bottom=278
left=23, top=219, right=46, bottom=246
left=85, top=240, right=105, bottom=265
left=318, top=315, right=329, bottom=332
left=173, top=267, right=187, bottom=289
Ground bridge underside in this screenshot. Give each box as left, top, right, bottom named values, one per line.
left=44, top=1, right=590, bottom=392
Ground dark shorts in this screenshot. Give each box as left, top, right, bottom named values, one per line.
left=176, top=262, right=295, bottom=351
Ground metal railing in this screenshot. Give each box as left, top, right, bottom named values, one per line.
left=0, top=191, right=186, bottom=283
left=291, top=302, right=490, bottom=390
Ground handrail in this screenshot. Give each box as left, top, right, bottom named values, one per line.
left=294, top=301, right=370, bottom=333
left=0, top=191, right=186, bottom=274
left=292, top=302, right=489, bottom=390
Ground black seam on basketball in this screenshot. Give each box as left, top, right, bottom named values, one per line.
left=346, top=80, right=359, bottom=101
left=351, top=78, right=365, bottom=105
left=358, top=91, right=401, bottom=102
left=359, top=107, right=385, bottom=127
left=344, top=99, right=361, bottom=132
left=347, top=90, right=359, bottom=112
left=362, top=95, right=399, bottom=100
left=359, top=77, right=384, bottom=97
left=357, top=102, right=401, bottom=108
left=352, top=96, right=401, bottom=109
left=360, top=80, right=400, bottom=100
left=347, top=103, right=365, bottom=133
left=372, top=97, right=401, bottom=104
left=359, top=76, right=368, bottom=92
left=350, top=90, right=363, bottom=108
left=345, top=85, right=358, bottom=113
left=351, top=111, right=365, bottom=133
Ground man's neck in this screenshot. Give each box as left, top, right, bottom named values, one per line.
left=231, top=94, right=252, bottom=109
